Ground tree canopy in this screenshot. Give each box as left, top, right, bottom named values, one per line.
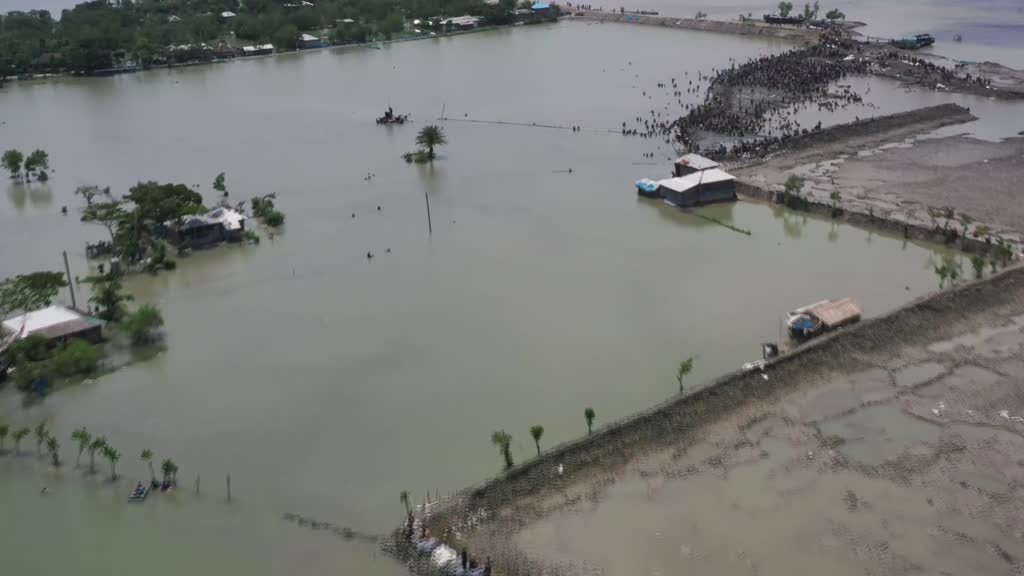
left=0, top=271, right=67, bottom=319
left=2, top=0, right=529, bottom=75
left=125, top=181, right=204, bottom=225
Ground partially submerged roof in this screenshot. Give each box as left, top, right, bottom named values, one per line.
left=443, top=15, right=481, bottom=25
left=674, top=153, right=719, bottom=171
left=207, top=207, right=246, bottom=231
left=2, top=305, right=104, bottom=341
left=300, top=33, right=319, bottom=42
left=807, top=298, right=862, bottom=328
left=221, top=11, right=236, bottom=17
left=657, top=168, right=735, bottom=193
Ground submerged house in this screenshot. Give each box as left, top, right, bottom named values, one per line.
left=1, top=305, right=105, bottom=346
left=656, top=168, right=736, bottom=207
left=298, top=33, right=324, bottom=49
left=167, top=207, right=247, bottom=249
left=442, top=15, right=482, bottom=30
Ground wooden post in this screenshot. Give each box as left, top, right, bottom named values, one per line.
left=226, top=474, right=232, bottom=503
left=424, top=192, right=433, bottom=236
left=195, top=474, right=200, bottom=495
left=62, top=251, right=77, bottom=310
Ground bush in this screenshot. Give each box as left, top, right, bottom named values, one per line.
left=10, top=334, right=51, bottom=362
left=124, top=304, right=164, bottom=345
left=51, top=339, right=100, bottom=377
left=264, top=210, right=285, bottom=227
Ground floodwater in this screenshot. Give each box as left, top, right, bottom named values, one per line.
left=0, top=21, right=995, bottom=575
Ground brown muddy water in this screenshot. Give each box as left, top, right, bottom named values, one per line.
left=0, top=21, right=1001, bottom=575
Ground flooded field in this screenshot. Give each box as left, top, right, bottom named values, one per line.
left=0, top=19, right=1018, bottom=576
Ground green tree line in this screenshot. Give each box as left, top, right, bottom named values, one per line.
left=1, top=0, right=528, bottom=76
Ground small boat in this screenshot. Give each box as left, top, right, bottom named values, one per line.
left=128, top=483, right=149, bottom=502
left=635, top=178, right=660, bottom=198
left=376, top=108, right=409, bottom=125
left=786, top=297, right=861, bottom=339
left=891, top=33, right=935, bottom=49
left=763, top=14, right=806, bottom=25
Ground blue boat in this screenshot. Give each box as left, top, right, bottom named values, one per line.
left=128, top=483, right=149, bottom=502
left=635, top=178, right=660, bottom=198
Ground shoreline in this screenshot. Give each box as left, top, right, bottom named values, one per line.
left=0, top=23, right=519, bottom=86
left=569, top=11, right=820, bottom=42
left=387, top=262, right=1024, bottom=574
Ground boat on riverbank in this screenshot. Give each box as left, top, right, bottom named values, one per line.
left=786, top=297, right=862, bottom=339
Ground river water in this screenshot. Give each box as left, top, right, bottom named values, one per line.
left=0, top=21, right=1004, bottom=575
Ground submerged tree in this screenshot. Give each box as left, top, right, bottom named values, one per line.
left=103, top=444, right=121, bottom=480
left=584, top=407, right=596, bottom=435
left=161, top=458, right=178, bottom=485
left=33, top=421, right=48, bottom=457
left=491, top=430, right=513, bottom=470
left=71, top=427, right=92, bottom=468
left=213, top=172, right=227, bottom=197
left=90, top=276, right=133, bottom=322
left=529, top=425, right=545, bottom=456
left=141, top=449, right=156, bottom=483
left=12, top=427, right=30, bottom=454
left=400, top=490, right=411, bottom=516
left=0, top=424, right=8, bottom=452
left=24, top=149, right=50, bottom=181
left=45, top=435, right=61, bottom=467
left=124, top=304, right=164, bottom=345
left=676, top=357, right=694, bottom=393
left=415, top=125, right=447, bottom=161
left=2, top=149, right=24, bottom=179
left=87, top=435, right=107, bottom=473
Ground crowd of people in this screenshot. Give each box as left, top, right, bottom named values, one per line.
left=616, top=31, right=992, bottom=162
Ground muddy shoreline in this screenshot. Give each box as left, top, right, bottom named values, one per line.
left=388, top=264, right=1024, bottom=574
left=570, top=11, right=820, bottom=41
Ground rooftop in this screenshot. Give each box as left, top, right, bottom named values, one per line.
left=300, top=33, right=320, bottom=42
left=532, top=2, right=551, bottom=9
left=674, top=153, right=719, bottom=171
left=2, top=305, right=104, bottom=341
left=207, top=207, right=247, bottom=231
left=657, top=168, right=735, bottom=192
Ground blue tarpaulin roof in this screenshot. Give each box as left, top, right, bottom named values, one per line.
left=635, top=179, right=658, bottom=193
left=790, top=316, right=817, bottom=330
left=532, top=2, right=550, bottom=8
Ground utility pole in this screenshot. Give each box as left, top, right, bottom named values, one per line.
left=424, top=192, right=433, bottom=236
left=62, top=251, right=77, bottom=310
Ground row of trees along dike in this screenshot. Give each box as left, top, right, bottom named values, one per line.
left=0, top=0, right=558, bottom=77
left=0, top=420, right=181, bottom=488
left=770, top=2, right=846, bottom=22
left=395, top=359, right=696, bottom=513
left=464, top=358, right=695, bottom=477
left=1, top=270, right=164, bottom=394
left=2, top=148, right=50, bottom=182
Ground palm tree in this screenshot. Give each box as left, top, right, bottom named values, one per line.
left=676, top=357, right=694, bottom=393
left=33, top=421, right=48, bottom=456
left=12, top=427, right=30, bottom=454
left=45, top=435, right=61, bottom=467
left=491, top=430, right=513, bottom=470
left=415, top=125, right=447, bottom=160
left=0, top=424, right=9, bottom=452
left=71, top=427, right=92, bottom=468
left=102, top=445, right=121, bottom=480
left=87, top=436, right=107, bottom=473
left=141, top=449, right=155, bottom=483
left=160, top=458, right=177, bottom=485
left=400, top=490, right=411, bottom=516
left=529, top=425, right=544, bottom=456
left=584, top=407, right=596, bottom=435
